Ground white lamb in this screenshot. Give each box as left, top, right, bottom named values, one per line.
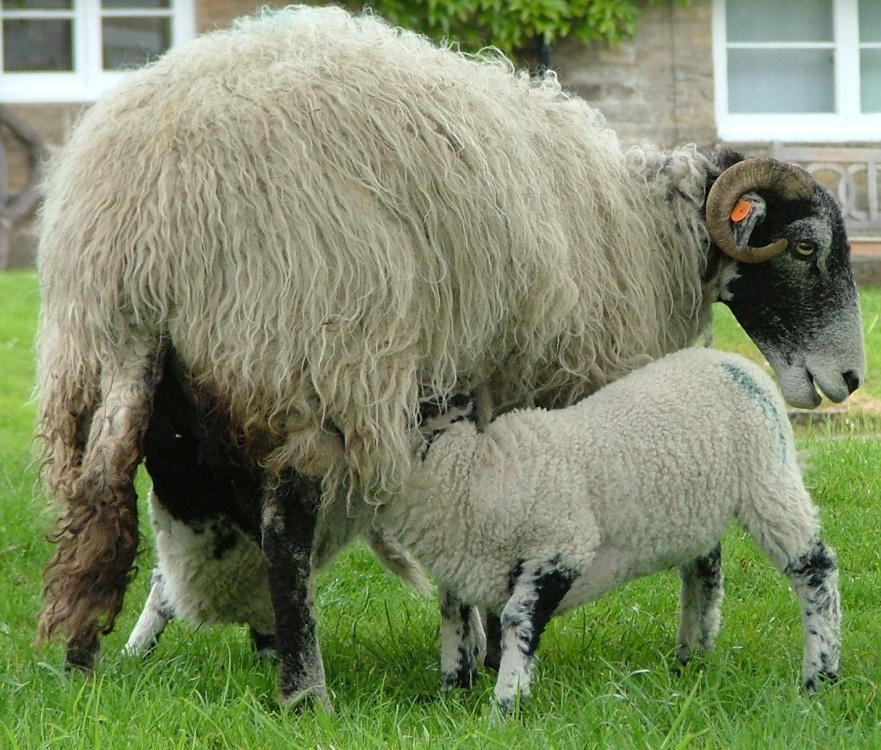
left=381, top=347, right=840, bottom=711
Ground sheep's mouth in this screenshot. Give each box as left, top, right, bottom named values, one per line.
left=769, top=360, right=822, bottom=410
left=805, top=369, right=824, bottom=407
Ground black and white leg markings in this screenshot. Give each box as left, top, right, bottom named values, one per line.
left=784, top=537, right=840, bottom=691
left=260, top=470, right=329, bottom=709
left=677, top=543, right=723, bottom=664
left=440, top=589, right=483, bottom=690
left=495, top=556, right=576, bottom=712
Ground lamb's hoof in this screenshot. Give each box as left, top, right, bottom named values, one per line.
left=494, top=694, right=524, bottom=718
left=804, top=669, right=838, bottom=694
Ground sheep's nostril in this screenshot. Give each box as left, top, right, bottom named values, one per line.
left=842, top=370, right=861, bottom=395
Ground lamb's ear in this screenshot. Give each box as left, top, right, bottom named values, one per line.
left=729, top=191, right=767, bottom=252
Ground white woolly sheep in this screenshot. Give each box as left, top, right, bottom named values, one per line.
left=377, top=347, right=840, bottom=711
left=36, top=5, right=861, bottom=706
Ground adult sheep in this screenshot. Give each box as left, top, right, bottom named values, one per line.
left=377, top=347, right=840, bottom=711
left=36, top=5, right=864, bottom=707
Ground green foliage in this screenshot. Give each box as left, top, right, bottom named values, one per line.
left=348, top=0, right=693, bottom=56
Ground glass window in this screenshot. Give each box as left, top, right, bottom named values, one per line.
left=728, top=49, right=835, bottom=115
left=715, top=0, right=881, bottom=142
left=859, top=1, right=881, bottom=113
left=102, top=17, right=172, bottom=69
left=726, top=0, right=832, bottom=43
left=0, top=0, right=193, bottom=102
left=4, top=19, right=73, bottom=72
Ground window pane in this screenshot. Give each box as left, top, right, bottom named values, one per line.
left=3, top=19, right=73, bottom=71
left=727, top=0, right=832, bottom=43
left=862, top=50, right=881, bottom=112
left=728, top=49, right=834, bottom=113
left=102, top=0, right=170, bottom=8
left=102, top=17, right=171, bottom=69
left=1, top=0, right=71, bottom=8
left=860, top=1, right=881, bottom=44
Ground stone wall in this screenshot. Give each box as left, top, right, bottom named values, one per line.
left=555, top=0, right=715, bottom=150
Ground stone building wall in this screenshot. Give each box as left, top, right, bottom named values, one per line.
left=555, top=0, right=715, bottom=150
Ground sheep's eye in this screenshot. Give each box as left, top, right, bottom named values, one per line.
left=794, top=241, right=817, bottom=257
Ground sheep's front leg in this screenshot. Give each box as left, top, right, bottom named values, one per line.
left=440, top=589, right=484, bottom=690
left=495, top=557, right=575, bottom=713
left=260, top=470, right=329, bottom=710
left=676, top=543, right=723, bottom=664
left=784, top=537, right=840, bottom=691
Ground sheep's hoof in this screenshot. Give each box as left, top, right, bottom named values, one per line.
left=280, top=685, right=334, bottom=714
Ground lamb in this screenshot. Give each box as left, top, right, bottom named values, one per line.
left=377, top=347, right=840, bottom=711
left=35, top=5, right=863, bottom=706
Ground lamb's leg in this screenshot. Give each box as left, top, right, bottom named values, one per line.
left=38, top=342, right=162, bottom=670
left=494, top=557, right=576, bottom=713
left=439, top=589, right=484, bottom=690
left=260, top=469, right=329, bottom=710
left=783, top=537, right=840, bottom=691
left=676, top=543, right=723, bottom=664
left=124, top=567, right=175, bottom=656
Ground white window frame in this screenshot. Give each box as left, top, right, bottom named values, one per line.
left=713, top=0, right=881, bottom=142
left=0, top=1, right=195, bottom=103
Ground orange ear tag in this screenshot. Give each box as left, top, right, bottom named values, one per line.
left=730, top=200, right=752, bottom=222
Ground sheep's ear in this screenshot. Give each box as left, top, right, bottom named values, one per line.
left=729, top=191, right=767, bottom=252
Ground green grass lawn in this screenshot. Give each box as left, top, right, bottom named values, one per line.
left=1, top=269, right=880, bottom=749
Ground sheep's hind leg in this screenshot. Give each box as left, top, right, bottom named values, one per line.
left=260, top=469, right=329, bottom=710
left=494, top=557, right=576, bottom=713
left=676, top=543, right=723, bottom=665
left=439, top=589, right=484, bottom=690
left=783, top=537, right=840, bottom=691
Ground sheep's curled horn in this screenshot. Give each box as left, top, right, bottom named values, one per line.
left=706, top=157, right=814, bottom=263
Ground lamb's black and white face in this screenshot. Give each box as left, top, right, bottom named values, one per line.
left=721, top=182, right=865, bottom=409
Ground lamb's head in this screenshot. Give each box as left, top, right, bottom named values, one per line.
left=705, top=155, right=866, bottom=409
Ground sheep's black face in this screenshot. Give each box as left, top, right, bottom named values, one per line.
left=722, top=183, right=865, bottom=409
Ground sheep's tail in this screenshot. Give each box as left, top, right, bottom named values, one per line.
left=35, top=323, right=164, bottom=665
left=366, top=527, right=433, bottom=597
